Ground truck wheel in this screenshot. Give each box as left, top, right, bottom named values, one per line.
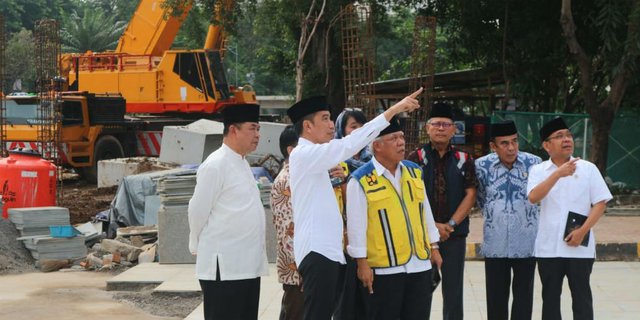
left=83, top=135, right=125, bottom=184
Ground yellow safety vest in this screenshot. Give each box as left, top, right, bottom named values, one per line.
left=354, top=160, right=431, bottom=268
left=333, top=161, right=350, bottom=218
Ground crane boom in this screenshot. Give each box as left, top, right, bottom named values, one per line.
left=115, top=0, right=191, bottom=56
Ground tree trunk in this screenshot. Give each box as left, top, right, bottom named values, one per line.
left=588, top=105, right=615, bottom=174
left=295, top=58, right=304, bottom=102
left=559, top=0, right=636, bottom=175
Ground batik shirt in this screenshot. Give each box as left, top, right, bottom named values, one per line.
left=475, top=152, right=541, bottom=258
left=270, top=163, right=301, bottom=285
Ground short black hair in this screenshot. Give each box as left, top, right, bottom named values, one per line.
left=293, top=113, right=316, bottom=136
left=340, top=109, right=367, bottom=137
left=223, top=123, right=232, bottom=136
left=279, top=125, right=298, bottom=159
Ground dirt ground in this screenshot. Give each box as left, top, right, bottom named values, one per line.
left=60, top=178, right=118, bottom=225
left=0, top=270, right=200, bottom=319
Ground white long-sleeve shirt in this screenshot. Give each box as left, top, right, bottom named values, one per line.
left=346, top=157, right=440, bottom=275
left=188, top=143, right=268, bottom=281
left=289, top=113, right=389, bottom=266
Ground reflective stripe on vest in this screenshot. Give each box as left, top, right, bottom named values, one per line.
left=356, top=162, right=432, bottom=268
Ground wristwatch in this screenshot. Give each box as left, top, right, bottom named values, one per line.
left=447, top=219, right=457, bottom=229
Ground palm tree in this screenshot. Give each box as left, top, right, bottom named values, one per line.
left=61, top=6, right=127, bottom=53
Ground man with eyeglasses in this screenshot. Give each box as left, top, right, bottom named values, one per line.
left=475, top=121, right=541, bottom=320
left=408, top=102, right=477, bottom=320
left=527, top=117, right=612, bottom=320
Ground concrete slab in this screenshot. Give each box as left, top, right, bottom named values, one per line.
left=158, top=205, right=195, bottom=264
left=159, top=120, right=224, bottom=165
left=106, top=263, right=193, bottom=291
left=97, top=157, right=175, bottom=188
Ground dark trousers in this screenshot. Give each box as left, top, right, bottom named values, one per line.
left=298, top=251, right=343, bottom=320
left=485, top=258, right=536, bottom=320
left=537, top=258, right=595, bottom=320
left=334, top=256, right=369, bottom=320
left=199, top=275, right=260, bottom=320
left=439, top=236, right=466, bottom=320
left=280, top=284, right=304, bottom=320
left=370, top=270, right=433, bottom=320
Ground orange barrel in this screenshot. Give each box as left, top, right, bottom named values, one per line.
left=0, top=148, right=57, bottom=218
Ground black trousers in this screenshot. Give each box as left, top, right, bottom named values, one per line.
left=199, top=275, right=261, bottom=320
left=484, top=257, right=536, bottom=320
left=334, top=255, right=369, bottom=320
left=537, top=258, right=595, bottom=320
left=298, top=251, right=343, bottom=320
left=439, top=236, right=466, bottom=320
left=280, top=284, right=304, bottom=320
left=370, top=270, right=433, bottom=320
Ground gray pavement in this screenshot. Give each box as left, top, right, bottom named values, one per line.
left=466, top=215, right=640, bottom=260
left=108, top=261, right=640, bottom=320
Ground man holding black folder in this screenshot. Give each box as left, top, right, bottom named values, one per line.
left=527, top=117, right=612, bottom=320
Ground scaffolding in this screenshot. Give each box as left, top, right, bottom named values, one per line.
left=34, top=19, right=63, bottom=204
left=405, top=16, right=437, bottom=152
left=0, top=15, right=6, bottom=158
left=340, top=4, right=377, bottom=119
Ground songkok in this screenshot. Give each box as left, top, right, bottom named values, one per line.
left=429, top=102, right=453, bottom=120
left=287, top=96, right=331, bottom=124
left=490, top=120, right=518, bottom=138
left=378, top=116, right=402, bottom=137
left=222, top=104, right=260, bottom=125
left=540, top=117, right=569, bottom=141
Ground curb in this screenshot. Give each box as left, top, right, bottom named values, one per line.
left=465, top=242, right=640, bottom=261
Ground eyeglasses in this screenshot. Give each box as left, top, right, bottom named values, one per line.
left=428, top=121, right=454, bottom=129
left=546, top=132, right=573, bottom=141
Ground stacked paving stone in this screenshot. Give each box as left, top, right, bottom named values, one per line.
left=8, top=207, right=87, bottom=261
left=156, top=175, right=197, bottom=264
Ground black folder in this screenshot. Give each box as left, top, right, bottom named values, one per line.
left=564, top=211, right=590, bottom=247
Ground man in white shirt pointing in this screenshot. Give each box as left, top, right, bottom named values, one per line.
left=188, top=103, right=268, bottom=320
left=287, top=88, right=423, bottom=319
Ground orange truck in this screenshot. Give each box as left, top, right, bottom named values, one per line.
left=60, top=0, right=256, bottom=114
left=4, top=92, right=191, bottom=182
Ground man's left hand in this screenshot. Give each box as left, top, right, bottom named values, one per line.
left=565, top=227, right=588, bottom=247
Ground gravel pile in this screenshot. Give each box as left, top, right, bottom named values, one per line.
left=0, top=218, right=37, bottom=275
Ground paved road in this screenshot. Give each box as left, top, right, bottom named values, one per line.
left=184, top=261, right=640, bottom=319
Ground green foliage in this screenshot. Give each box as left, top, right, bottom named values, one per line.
left=60, top=5, right=127, bottom=53
left=5, top=29, right=36, bottom=93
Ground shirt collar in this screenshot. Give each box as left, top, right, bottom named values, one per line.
left=222, top=143, right=244, bottom=160
left=371, top=156, right=403, bottom=177
left=491, top=152, right=525, bottom=169
left=298, top=137, right=313, bottom=146
left=543, top=156, right=576, bottom=171
left=425, top=142, right=454, bottom=157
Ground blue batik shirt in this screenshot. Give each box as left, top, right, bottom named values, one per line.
left=475, top=152, right=541, bottom=258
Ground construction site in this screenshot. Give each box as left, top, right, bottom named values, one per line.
left=1, top=0, right=640, bottom=319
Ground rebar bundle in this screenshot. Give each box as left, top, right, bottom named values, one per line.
left=0, top=15, right=6, bottom=158
left=406, top=16, right=436, bottom=152
left=34, top=19, right=63, bottom=204
left=340, top=4, right=376, bottom=119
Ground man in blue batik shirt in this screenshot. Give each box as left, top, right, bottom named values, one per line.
left=475, top=121, right=541, bottom=320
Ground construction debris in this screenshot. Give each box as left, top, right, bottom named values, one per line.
left=8, top=206, right=70, bottom=237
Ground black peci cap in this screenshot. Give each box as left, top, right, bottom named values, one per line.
left=378, top=116, right=402, bottom=137
left=429, top=102, right=453, bottom=120
left=490, top=120, right=518, bottom=138
left=287, top=96, right=331, bottom=124
left=540, top=117, right=569, bottom=141
left=222, top=104, right=260, bottom=125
